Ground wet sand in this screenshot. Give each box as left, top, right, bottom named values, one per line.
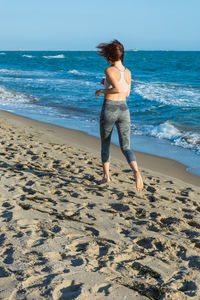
left=0, top=109, right=200, bottom=299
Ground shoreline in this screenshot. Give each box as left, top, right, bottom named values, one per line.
left=0, top=109, right=199, bottom=187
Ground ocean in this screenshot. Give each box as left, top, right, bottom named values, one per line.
left=0, top=50, right=200, bottom=176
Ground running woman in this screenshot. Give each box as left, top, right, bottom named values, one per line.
left=95, top=39, right=143, bottom=192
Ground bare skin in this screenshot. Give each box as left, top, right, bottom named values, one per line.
left=100, top=161, right=143, bottom=192
left=95, top=60, right=143, bottom=192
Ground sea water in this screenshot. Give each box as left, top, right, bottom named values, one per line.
left=0, top=51, right=200, bottom=176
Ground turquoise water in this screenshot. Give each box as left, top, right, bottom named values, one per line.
left=0, top=51, right=200, bottom=176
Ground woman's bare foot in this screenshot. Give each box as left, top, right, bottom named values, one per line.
left=98, top=177, right=111, bottom=185
left=134, top=171, right=143, bottom=192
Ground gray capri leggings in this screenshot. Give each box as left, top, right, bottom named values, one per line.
left=100, top=99, right=136, bottom=163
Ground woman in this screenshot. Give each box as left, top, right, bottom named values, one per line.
left=95, top=40, right=143, bottom=192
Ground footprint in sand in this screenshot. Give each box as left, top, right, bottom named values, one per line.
left=97, top=283, right=112, bottom=296
left=70, top=258, right=84, bottom=267
left=176, top=196, right=187, bottom=204
left=33, top=255, right=48, bottom=267
left=147, top=218, right=161, bottom=232
left=3, top=246, right=14, bottom=264
left=109, top=203, right=129, bottom=212
left=183, top=213, right=193, bottom=220
left=178, top=280, right=197, bottom=297
left=0, top=233, right=6, bottom=246
left=52, top=280, right=83, bottom=300
left=146, top=185, right=157, bottom=193
left=146, top=194, right=159, bottom=202
left=2, top=202, right=13, bottom=208
left=83, top=226, right=99, bottom=237
left=182, top=208, right=194, bottom=214
left=188, top=221, right=200, bottom=229
left=136, top=237, right=154, bottom=250
left=26, top=180, right=35, bottom=186
left=80, top=211, right=96, bottom=221
left=0, top=266, right=10, bottom=277
left=188, top=255, right=200, bottom=271
left=13, top=231, right=24, bottom=238
left=160, top=217, right=180, bottom=226
left=135, top=208, right=146, bottom=218
left=75, top=242, right=89, bottom=253
left=1, top=210, right=13, bottom=222
left=110, top=191, right=124, bottom=201
left=18, top=273, right=57, bottom=298
left=22, top=187, right=37, bottom=195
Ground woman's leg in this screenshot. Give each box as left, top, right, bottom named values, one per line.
left=116, top=109, right=143, bottom=191
left=129, top=161, right=144, bottom=192
left=100, top=105, right=115, bottom=183
left=102, top=162, right=110, bottom=182
left=116, top=109, right=136, bottom=163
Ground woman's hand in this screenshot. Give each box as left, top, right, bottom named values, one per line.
left=95, top=89, right=103, bottom=97
left=101, top=78, right=105, bottom=85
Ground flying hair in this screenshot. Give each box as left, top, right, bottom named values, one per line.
left=96, top=39, right=124, bottom=63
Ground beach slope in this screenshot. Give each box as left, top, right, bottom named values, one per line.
left=0, top=110, right=200, bottom=299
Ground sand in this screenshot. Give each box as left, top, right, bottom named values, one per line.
left=0, top=109, right=200, bottom=300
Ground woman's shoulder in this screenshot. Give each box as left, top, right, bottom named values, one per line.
left=104, top=66, right=116, bottom=74
left=105, top=66, right=131, bottom=72
left=125, top=67, right=131, bottom=74
left=104, top=66, right=131, bottom=79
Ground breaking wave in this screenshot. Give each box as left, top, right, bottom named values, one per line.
left=0, top=85, right=39, bottom=105
left=134, top=80, right=200, bottom=107
left=22, top=54, right=34, bottom=58
left=43, top=54, right=65, bottom=59
left=134, top=121, right=200, bottom=154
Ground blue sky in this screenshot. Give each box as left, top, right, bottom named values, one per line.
left=1, top=0, right=200, bottom=50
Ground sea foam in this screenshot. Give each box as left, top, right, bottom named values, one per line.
left=67, top=69, right=86, bottom=76
left=22, top=54, right=34, bottom=58
left=0, top=68, right=56, bottom=78
left=43, top=54, right=65, bottom=59
left=0, top=85, right=39, bottom=104
left=134, top=80, right=200, bottom=107
left=135, top=121, right=200, bottom=154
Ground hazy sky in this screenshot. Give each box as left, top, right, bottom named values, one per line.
left=1, top=0, right=200, bottom=50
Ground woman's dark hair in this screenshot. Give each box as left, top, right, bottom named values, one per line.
left=96, top=39, right=124, bottom=63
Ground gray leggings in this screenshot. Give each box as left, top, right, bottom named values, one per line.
left=100, top=99, right=136, bottom=163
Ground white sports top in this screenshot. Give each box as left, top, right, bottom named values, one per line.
left=104, top=66, right=130, bottom=92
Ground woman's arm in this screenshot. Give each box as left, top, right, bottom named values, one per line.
left=95, top=68, right=120, bottom=97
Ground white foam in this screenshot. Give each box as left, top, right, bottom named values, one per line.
left=22, top=54, right=34, bottom=58
left=0, top=52, right=6, bottom=55
left=43, top=54, right=65, bottom=59
left=67, top=69, right=86, bottom=76
left=135, top=121, right=200, bottom=154
left=0, top=75, right=96, bottom=89
left=143, top=122, right=180, bottom=139
left=0, top=68, right=16, bottom=74
left=134, top=80, right=200, bottom=107
left=0, top=68, right=56, bottom=78
left=0, top=85, right=39, bottom=105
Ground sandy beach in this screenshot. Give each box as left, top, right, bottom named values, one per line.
left=0, top=109, right=200, bottom=300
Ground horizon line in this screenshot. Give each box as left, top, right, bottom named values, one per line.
left=0, top=49, right=200, bottom=52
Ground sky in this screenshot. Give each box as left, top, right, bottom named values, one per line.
left=1, top=0, right=200, bottom=51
